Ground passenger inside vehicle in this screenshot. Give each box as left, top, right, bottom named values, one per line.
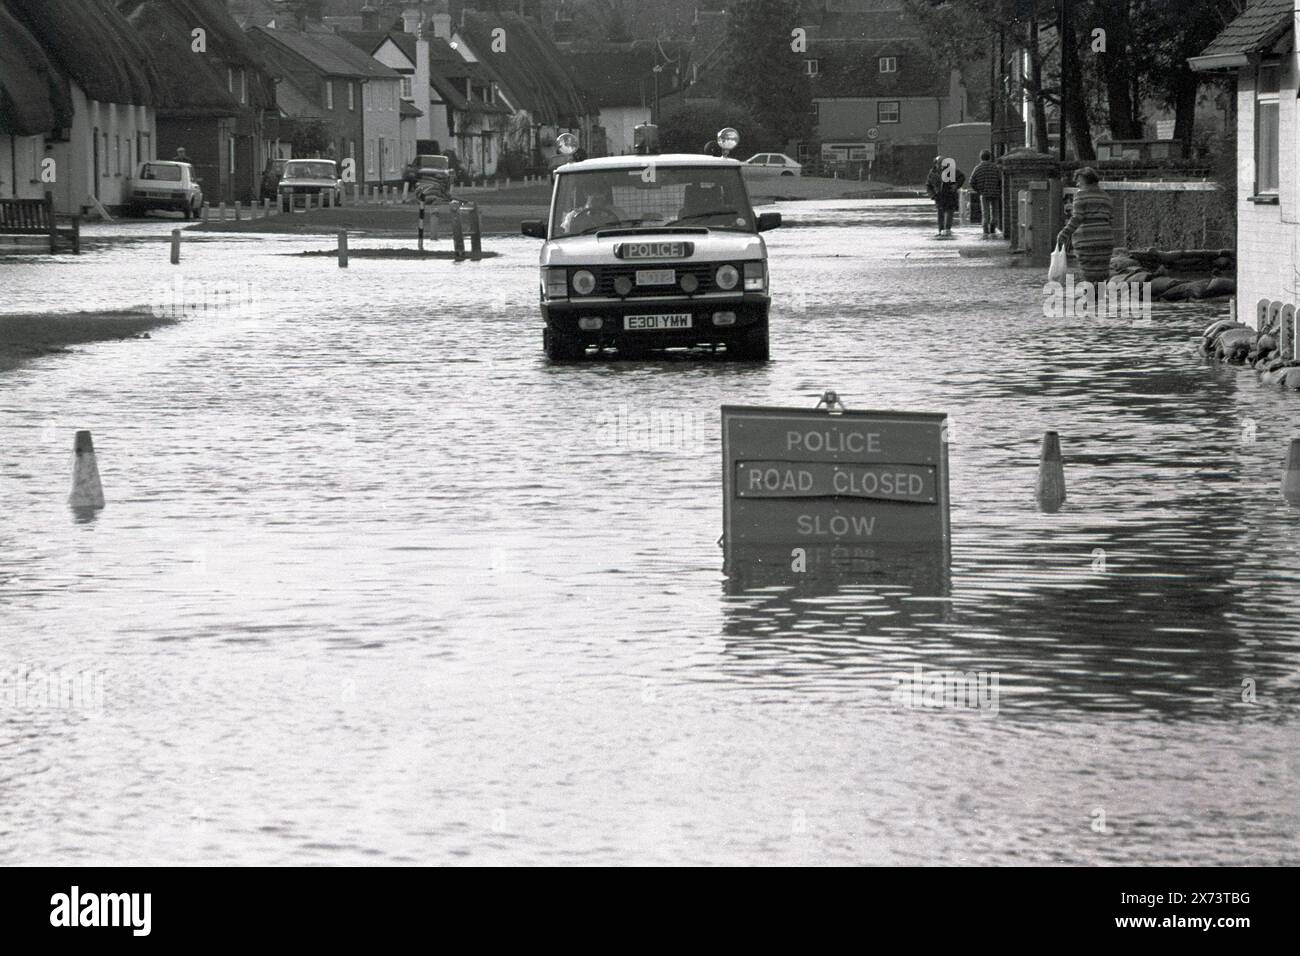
left=674, top=183, right=735, bottom=226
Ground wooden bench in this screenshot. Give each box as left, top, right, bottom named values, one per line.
left=0, top=191, right=81, bottom=254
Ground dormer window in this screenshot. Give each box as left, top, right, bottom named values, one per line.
left=879, top=56, right=897, bottom=73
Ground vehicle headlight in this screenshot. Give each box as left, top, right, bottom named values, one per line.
left=572, top=269, right=596, bottom=295
left=544, top=267, right=568, bottom=299
left=743, top=261, right=766, bottom=292
left=715, top=264, right=740, bottom=291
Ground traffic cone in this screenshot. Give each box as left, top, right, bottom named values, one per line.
left=1284, top=439, right=1300, bottom=505
left=69, top=430, right=104, bottom=510
left=1037, top=430, right=1066, bottom=512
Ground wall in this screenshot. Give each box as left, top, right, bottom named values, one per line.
left=1236, top=37, right=1299, bottom=331
left=599, top=105, right=650, bottom=155
left=47, top=86, right=156, bottom=215
left=815, top=96, right=944, bottom=145
left=362, top=77, right=402, bottom=183
left=0, top=134, right=47, bottom=200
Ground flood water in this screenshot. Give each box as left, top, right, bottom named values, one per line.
left=1, top=200, right=1297, bottom=865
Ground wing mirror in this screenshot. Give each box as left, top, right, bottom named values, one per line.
left=520, top=219, right=546, bottom=239
left=757, top=211, right=782, bottom=232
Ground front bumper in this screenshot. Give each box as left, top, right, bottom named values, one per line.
left=543, top=293, right=769, bottom=346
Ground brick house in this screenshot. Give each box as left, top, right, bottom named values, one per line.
left=118, top=0, right=279, bottom=204
left=249, top=25, right=404, bottom=185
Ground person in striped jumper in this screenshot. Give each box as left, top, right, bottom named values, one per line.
left=1057, top=167, right=1115, bottom=284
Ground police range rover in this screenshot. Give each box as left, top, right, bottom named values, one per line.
left=520, top=129, right=780, bottom=361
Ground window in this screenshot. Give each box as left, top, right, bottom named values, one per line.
left=102, top=132, right=109, bottom=175
left=114, top=135, right=121, bottom=175
left=401, top=76, right=413, bottom=99
left=878, top=100, right=900, bottom=124
left=811, top=101, right=819, bottom=121
left=228, top=67, right=234, bottom=93
left=349, top=82, right=357, bottom=112
left=240, top=69, right=247, bottom=105
left=879, top=57, right=897, bottom=73
left=1256, top=62, right=1280, bottom=195
left=803, top=59, right=819, bottom=76
left=324, top=80, right=334, bottom=110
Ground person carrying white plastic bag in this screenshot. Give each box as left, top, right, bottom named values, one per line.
left=1048, top=238, right=1068, bottom=285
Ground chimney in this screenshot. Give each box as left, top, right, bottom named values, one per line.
left=402, top=7, right=422, bottom=34
left=431, top=0, right=453, bottom=40
left=360, top=5, right=380, bottom=31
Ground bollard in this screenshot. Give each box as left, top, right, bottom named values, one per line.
left=69, top=430, right=105, bottom=510
left=201, top=202, right=210, bottom=223
left=234, top=201, right=241, bottom=221
left=337, top=229, right=348, bottom=268
left=450, top=203, right=465, bottom=259
left=261, top=198, right=269, bottom=219
left=468, top=203, right=482, bottom=259
left=218, top=201, right=226, bottom=222
left=418, top=198, right=426, bottom=251
left=170, top=228, right=180, bottom=265
left=431, top=209, right=439, bottom=242
left=402, top=181, right=410, bottom=203
left=1037, top=430, right=1066, bottom=512
left=1284, top=439, right=1300, bottom=505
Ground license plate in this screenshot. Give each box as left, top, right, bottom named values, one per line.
left=624, top=313, right=692, bottom=331
left=635, top=269, right=675, bottom=286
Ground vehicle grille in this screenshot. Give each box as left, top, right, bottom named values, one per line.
left=589, top=264, right=719, bottom=297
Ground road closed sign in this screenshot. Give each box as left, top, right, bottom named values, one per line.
left=721, top=403, right=950, bottom=549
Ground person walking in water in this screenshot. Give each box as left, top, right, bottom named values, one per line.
left=969, top=149, right=1002, bottom=240
left=1057, top=167, right=1115, bottom=284
left=925, top=156, right=964, bottom=238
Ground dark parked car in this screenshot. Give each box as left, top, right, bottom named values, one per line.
left=405, top=154, right=453, bottom=202
left=260, top=158, right=286, bottom=201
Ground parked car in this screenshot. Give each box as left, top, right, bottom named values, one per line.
left=277, top=159, right=342, bottom=211
left=741, top=153, right=802, bottom=177
left=126, top=160, right=203, bottom=219
left=405, top=154, right=453, bottom=201
left=520, top=150, right=780, bottom=361
left=260, top=158, right=286, bottom=201
left=402, top=154, right=450, bottom=185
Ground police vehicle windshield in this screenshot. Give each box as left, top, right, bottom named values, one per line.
left=551, top=166, right=755, bottom=237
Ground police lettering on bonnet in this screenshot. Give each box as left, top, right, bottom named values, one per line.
left=520, top=127, right=781, bottom=361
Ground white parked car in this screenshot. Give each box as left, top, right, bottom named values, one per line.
left=741, top=153, right=802, bottom=177
left=277, top=159, right=343, bottom=211
left=520, top=150, right=781, bottom=361
left=127, top=161, right=203, bottom=219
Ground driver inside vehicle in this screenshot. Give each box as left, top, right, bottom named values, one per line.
left=561, top=184, right=626, bottom=234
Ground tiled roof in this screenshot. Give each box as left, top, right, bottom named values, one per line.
left=562, top=42, right=685, bottom=107
left=810, top=39, right=949, bottom=98
left=250, top=26, right=401, bottom=78
left=1196, top=0, right=1294, bottom=60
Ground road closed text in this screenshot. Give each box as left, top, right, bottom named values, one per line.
left=737, top=461, right=936, bottom=503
